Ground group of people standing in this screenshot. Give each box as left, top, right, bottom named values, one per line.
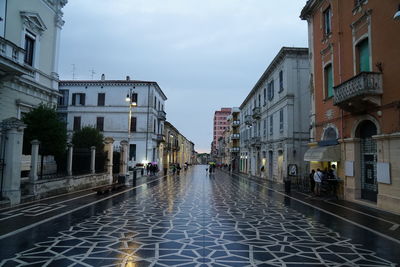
left=146, top=163, right=159, bottom=176
left=309, top=165, right=338, bottom=198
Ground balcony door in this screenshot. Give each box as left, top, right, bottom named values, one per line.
left=357, top=120, right=377, bottom=202
left=357, top=38, right=370, bottom=72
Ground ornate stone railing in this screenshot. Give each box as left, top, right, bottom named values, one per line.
left=252, top=107, right=261, bottom=119
left=333, top=72, right=382, bottom=106
left=157, top=110, right=166, bottom=120
left=245, top=115, right=252, bottom=125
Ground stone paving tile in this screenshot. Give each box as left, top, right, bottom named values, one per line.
left=0, top=167, right=397, bottom=266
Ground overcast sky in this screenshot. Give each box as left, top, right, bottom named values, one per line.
left=59, top=0, right=309, bottom=153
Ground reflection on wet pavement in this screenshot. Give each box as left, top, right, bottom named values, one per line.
left=0, top=166, right=397, bottom=266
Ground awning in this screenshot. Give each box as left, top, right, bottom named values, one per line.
left=304, top=145, right=340, bottom=162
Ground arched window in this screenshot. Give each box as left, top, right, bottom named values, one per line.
left=323, top=127, right=337, bottom=141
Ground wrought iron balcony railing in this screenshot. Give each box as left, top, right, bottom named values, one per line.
left=157, top=110, right=166, bottom=120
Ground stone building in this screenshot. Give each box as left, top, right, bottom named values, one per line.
left=301, top=0, right=400, bottom=213
left=0, top=0, right=67, bottom=205
left=58, top=75, right=167, bottom=169
left=211, top=108, right=232, bottom=156
left=0, top=0, right=67, bottom=121
left=239, top=47, right=310, bottom=182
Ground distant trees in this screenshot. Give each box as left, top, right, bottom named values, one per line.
left=72, top=126, right=104, bottom=150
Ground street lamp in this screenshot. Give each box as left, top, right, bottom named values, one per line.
left=126, top=87, right=137, bottom=172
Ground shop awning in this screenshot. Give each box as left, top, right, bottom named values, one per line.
left=304, top=145, right=340, bottom=162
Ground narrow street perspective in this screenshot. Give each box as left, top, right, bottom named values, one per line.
left=1, top=0, right=400, bottom=266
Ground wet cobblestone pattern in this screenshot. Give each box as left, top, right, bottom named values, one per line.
left=0, top=168, right=397, bottom=266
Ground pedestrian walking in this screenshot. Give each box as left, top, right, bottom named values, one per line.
left=309, top=169, right=315, bottom=193
left=314, top=168, right=323, bottom=196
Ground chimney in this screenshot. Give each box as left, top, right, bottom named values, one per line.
left=126, top=75, right=130, bottom=81
left=101, top=74, right=105, bottom=81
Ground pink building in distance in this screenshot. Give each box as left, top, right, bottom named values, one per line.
left=212, top=108, right=232, bottom=153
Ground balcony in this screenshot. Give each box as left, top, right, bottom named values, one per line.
left=157, top=110, right=166, bottom=120
left=230, top=147, right=240, bottom=153
left=0, top=37, right=29, bottom=76
left=155, top=134, right=165, bottom=143
left=333, top=72, right=383, bottom=113
left=232, top=120, right=240, bottom=127
left=250, top=136, right=261, bottom=147
left=245, top=115, right=252, bottom=125
left=230, top=133, right=240, bottom=140
left=252, top=107, right=261, bottom=119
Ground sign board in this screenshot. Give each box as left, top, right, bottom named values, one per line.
left=287, top=164, right=298, bottom=176
left=377, top=162, right=391, bottom=184
left=345, top=161, right=354, bottom=177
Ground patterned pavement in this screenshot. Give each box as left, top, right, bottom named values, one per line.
left=0, top=166, right=397, bottom=266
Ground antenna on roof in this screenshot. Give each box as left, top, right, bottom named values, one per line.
left=90, top=68, right=96, bottom=80
left=72, top=64, right=76, bottom=80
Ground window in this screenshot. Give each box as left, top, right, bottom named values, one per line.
left=154, top=97, right=157, bottom=109
left=130, top=117, right=137, bottom=132
left=279, top=70, right=283, bottom=92
left=58, top=90, right=69, bottom=106
left=357, top=38, right=370, bottom=72
left=131, top=93, right=138, bottom=106
left=73, top=116, right=81, bottom=131
left=96, top=117, right=104, bottom=131
left=258, top=94, right=261, bottom=107
left=279, top=109, right=284, bottom=132
left=129, top=144, right=136, bottom=161
left=263, top=88, right=267, bottom=106
left=269, top=115, right=273, bottom=136
left=323, top=7, right=332, bottom=35
left=324, top=64, right=333, bottom=98
left=263, top=119, right=267, bottom=136
left=268, top=80, right=274, bottom=101
left=154, top=119, right=156, bottom=133
left=24, top=34, right=35, bottom=66
left=97, top=93, right=105, bottom=106
left=72, top=93, right=85, bottom=106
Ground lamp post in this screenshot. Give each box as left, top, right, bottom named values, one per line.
left=125, top=87, right=137, bottom=172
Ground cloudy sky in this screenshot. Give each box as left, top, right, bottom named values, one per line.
left=59, top=0, right=309, bottom=153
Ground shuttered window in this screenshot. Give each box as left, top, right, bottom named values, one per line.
left=96, top=117, right=104, bottom=131
left=97, top=93, right=105, bottom=106
left=358, top=38, right=370, bottom=72
left=73, top=116, right=81, bottom=131
left=325, top=64, right=333, bottom=98
left=130, top=117, right=137, bottom=132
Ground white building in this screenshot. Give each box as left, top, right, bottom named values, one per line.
left=0, top=0, right=67, bottom=121
left=58, top=75, right=167, bottom=168
left=239, top=47, right=310, bottom=182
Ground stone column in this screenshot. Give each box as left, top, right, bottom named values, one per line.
left=29, top=140, right=40, bottom=183
left=67, top=143, right=73, bottom=176
left=104, top=137, right=114, bottom=184
left=0, top=118, right=26, bottom=205
left=90, top=146, right=96, bottom=174
left=119, top=140, right=128, bottom=176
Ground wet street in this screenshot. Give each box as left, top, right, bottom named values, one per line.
left=0, top=166, right=399, bottom=266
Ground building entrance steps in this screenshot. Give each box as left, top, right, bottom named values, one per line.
left=229, top=169, right=400, bottom=243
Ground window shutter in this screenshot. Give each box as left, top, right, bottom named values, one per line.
left=358, top=39, right=370, bottom=72
left=72, top=93, right=76, bottom=105
left=130, top=117, right=137, bottom=132
left=81, top=93, right=86, bottom=105
left=98, top=93, right=105, bottom=106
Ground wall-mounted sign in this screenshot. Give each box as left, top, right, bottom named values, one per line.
left=288, top=164, right=298, bottom=176
left=377, top=162, right=391, bottom=184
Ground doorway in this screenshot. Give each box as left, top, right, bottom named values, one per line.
left=356, top=120, right=378, bottom=202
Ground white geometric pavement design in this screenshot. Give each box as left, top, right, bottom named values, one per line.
left=0, top=170, right=397, bottom=267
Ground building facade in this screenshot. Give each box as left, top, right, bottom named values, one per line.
left=58, top=75, right=167, bottom=168
left=239, top=47, right=310, bottom=182
left=163, top=121, right=195, bottom=172
left=0, top=0, right=67, bottom=121
left=301, top=0, right=400, bottom=213
left=211, top=108, right=232, bottom=156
